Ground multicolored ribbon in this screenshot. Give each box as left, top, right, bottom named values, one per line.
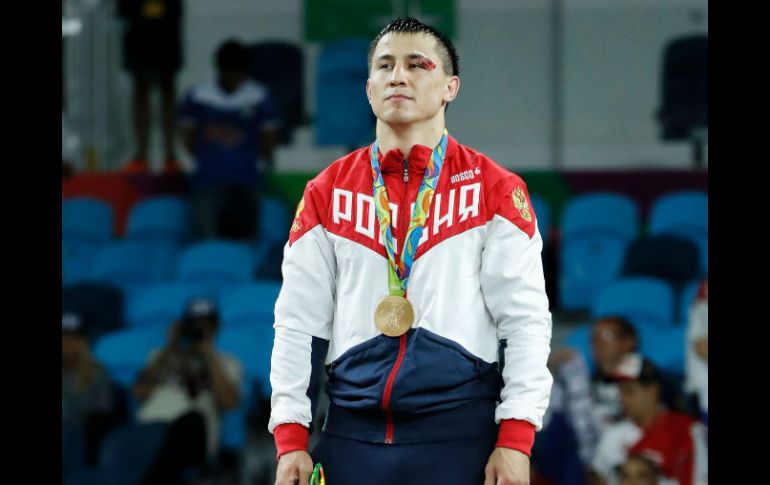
left=310, top=462, right=326, bottom=485
left=370, top=130, right=448, bottom=296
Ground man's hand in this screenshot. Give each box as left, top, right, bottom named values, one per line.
left=275, top=450, right=314, bottom=485
left=484, top=447, right=530, bottom=485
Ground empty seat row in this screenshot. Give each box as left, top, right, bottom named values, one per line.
left=558, top=191, right=707, bottom=310
left=63, top=239, right=275, bottom=290
left=64, top=279, right=282, bottom=337
left=62, top=194, right=291, bottom=245
left=125, top=281, right=281, bottom=329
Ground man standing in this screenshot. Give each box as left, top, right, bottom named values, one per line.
left=270, top=18, right=552, bottom=485
left=180, top=39, right=279, bottom=240
left=118, top=0, right=184, bottom=174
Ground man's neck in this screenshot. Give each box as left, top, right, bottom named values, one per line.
left=375, top=116, right=446, bottom=158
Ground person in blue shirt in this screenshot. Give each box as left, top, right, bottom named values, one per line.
left=180, top=39, right=279, bottom=240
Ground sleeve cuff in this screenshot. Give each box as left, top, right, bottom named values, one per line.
left=273, top=423, right=310, bottom=460
left=496, top=419, right=536, bottom=457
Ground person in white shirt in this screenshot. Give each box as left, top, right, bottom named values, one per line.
left=684, top=278, right=708, bottom=424
left=134, top=297, right=243, bottom=479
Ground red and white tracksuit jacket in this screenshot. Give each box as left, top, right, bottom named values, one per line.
left=269, top=134, right=553, bottom=458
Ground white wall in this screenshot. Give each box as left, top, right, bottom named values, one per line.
left=100, top=0, right=708, bottom=172
left=562, top=0, right=708, bottom=169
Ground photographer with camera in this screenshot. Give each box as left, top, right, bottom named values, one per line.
left=134, top=297, right=243, bottom=483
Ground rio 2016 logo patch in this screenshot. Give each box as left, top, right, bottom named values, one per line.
left=512, top=187, right=532, bottom=222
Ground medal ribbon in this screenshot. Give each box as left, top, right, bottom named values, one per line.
left=370, top=130, right=448, bottom=297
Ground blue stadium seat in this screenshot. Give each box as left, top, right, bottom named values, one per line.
left=678, top=279, right=701, bottom=323
left=620, top=235, right=700, bottom=290
left=62, top=420, right=87, bottom=473
left=561, top=192, right=639, bottom=241
left=638, top=325, right=686, bottom=377
left=126, top=283, right=214, bottom=328
left=564, top=323, right=595, bottom=374
left=259, top=196, right=290, bottom=246
left=254, top=196, right=290, bottom=278
left=93, top=326, right=166, bottom=389
left=315, top=38, right=375, bottom=147
left=63, top=239, right=99, bottom=285
left=530, top=195, right=551, bottom=244
left=63, top=420, right=181, bottom=485
left=592, top=277, right=675, bottom=328
left=219, top=281, right=282, bottom=328
left=125, top=196, right=190, bottom=243
left=217, top=325, right=275, bottom=449
left=248, top=41, right=305, bottom=145
left=177, top=241, right=254, bottom=287
left=558, top=192, right=640, bottom=310
left=97, top=422, right=168, bottom=485
left=63, top=197, right=114, bottom=244
left=559, top=238, right=631, bottom=310
left=648, top=191, right=708, bottom=274
left=217, top=325, right=274, bottom=396
left=88, top=240, right=179, bottom=293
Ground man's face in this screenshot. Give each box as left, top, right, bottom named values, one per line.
left=366, top=33, right=460, bottom=127
left=619, top=456, right=660, bottom=485
left=219, top=69, right=247, bottom=93
left=619, top=380, right=658, bottom=422
left=591, top=320, right=634, bottom=376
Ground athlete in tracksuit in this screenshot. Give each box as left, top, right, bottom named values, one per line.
left=270, top=18, right=553, bottom=485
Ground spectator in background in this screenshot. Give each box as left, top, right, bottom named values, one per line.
left=532, top=316, right=640, bottom=484
left=587, top=316, right=642, bottom=427
left=134, top=297, right=242, bottom=482
left=62, top=312, right=124, bottom=465
left=180, top=39, right=279, bottom=241
left=684, top=277, right=707, bottom=426
left=589, top=354, right=707, bottom=485
left=118, top=0, right=184, bottom=175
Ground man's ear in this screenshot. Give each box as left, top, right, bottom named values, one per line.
left=443, top=75, right=461, bottom=103
left=366, top=78, right=372, bottom=104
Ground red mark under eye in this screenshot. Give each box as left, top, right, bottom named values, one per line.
left=418, top=57, right=436, bottom=70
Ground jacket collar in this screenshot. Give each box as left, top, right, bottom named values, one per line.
left=372, top=134, right=459, bottom=176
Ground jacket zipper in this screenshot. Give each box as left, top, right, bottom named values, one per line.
left=381, top=157, right=411, bottom=444
left=382, top=333, right=407, bottom=444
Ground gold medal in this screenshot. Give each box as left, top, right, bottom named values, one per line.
left=374, top=296, right=415, bottom=337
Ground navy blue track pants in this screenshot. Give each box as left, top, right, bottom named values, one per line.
left=310, top=432, right=497, bottom=485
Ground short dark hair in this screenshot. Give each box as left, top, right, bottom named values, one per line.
left=368, top=17, right=459, bottom=77
left=216, top=39, right=250, bottom=72
left=635, top=358, right=663, bottom=386
left=595, top=315, right=639, bottom=351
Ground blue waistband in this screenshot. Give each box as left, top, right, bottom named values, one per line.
left=322, top=399, right=499, bottom=444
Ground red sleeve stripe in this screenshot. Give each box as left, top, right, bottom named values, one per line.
left=273, top=423, right=309, bottom=460
left=496, top=418, right=536, bottom=457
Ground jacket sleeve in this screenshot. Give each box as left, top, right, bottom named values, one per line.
left=268, top=182, right=335, bottom=457
left=479, top=176, right=553, bottom=455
